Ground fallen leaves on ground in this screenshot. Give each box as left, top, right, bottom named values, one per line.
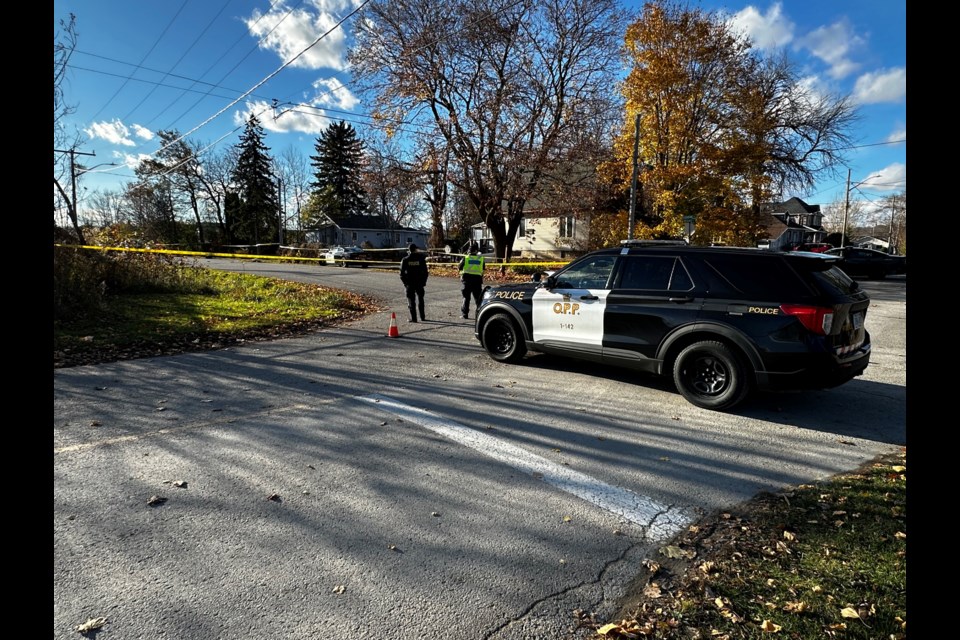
left=76, top=617, right=107, bottom=633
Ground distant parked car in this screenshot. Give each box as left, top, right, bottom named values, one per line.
left=797, top=242, right=833, bottom=253
left=824, top=247, right=904, bottom=279
left=786, top=242, right=833, bottom=253
left=323, top=246, right=369, bottom=267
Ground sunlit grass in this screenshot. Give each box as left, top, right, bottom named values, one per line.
left=54, top=266, right=373, bottom=363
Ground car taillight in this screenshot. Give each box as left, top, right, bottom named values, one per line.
left=780, top=304, right=834, bottom=335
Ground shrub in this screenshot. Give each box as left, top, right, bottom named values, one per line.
left=54, top=248, right=214, bottom=323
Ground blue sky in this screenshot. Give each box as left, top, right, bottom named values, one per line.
left=54, top=0, right=906, bottom=221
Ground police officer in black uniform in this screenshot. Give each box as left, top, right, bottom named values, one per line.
left=399, top=243, right=429, bottom=322
left=457, top=242, right=485, bottom=319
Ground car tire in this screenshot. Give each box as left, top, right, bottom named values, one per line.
left=672, top=340, right=752, bottom=411
left=481, top=313, right=527, bottom=363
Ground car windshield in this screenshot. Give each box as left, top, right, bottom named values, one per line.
left=551, top=255, right=617, bottom=289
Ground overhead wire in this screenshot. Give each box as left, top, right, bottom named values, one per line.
left=86, top=0, right=190, bottom=123
left=122, top=0, right=235, bottom=125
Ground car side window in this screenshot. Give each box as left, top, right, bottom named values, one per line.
left=617, top=256, right=692, bottom=291
left=553, top=256, right=617, bottom=289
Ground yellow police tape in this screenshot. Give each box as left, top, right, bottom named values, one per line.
left=54, top=244, right=569, bottom=269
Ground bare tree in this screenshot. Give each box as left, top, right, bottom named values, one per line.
left=363, top=132, right=426, bottom=242
left=275, top=146, right=311, bottom=244
left=86, top=188, right=128, bottom=228
left=54, top=13, right=78, bottom=152
left=350, top=0, right=625, bottom=260
left=195, top=146, right=238, bottom=243
left=53, top=13, right=87, bottom=242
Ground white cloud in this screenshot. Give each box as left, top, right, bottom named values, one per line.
left=853, top=68, right=906, bottom=104
left=856, top=163, right=905, bottom=193
left=132, top=124, right=154, bottom=141
left=234, top=77, right=361, bottom=135
left=85, top=120, right=137, bottom=146
left=310, top=77, right=359, bottom=111
left=725, top=2, right=794, bottom=50
left=116, top=151, right=152, bottom=171
left=245, top=1, right=353, bottom=70
left=237, top=100, right=330, bottom=135
left=802, top=20, right=864, bottom=80
left=886, top=126, right=906, bottom=144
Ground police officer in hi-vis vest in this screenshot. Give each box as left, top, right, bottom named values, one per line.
left=457, top=243, right=485, bottom=319
left=399, top=243, right=429, bottom=322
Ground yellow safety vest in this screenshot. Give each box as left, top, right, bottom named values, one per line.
left=461, top=255, right=484, bottom=276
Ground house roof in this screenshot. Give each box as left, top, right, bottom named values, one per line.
left=313, top=213, right=425, bottom=233
left=760, top=197, right=821, bottom=215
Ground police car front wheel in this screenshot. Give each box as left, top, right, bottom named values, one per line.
left=481, top=314, right=527, bottom=363
left=672, top=340, right=752, bottom=411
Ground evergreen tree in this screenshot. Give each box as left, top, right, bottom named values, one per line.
left=230, top=114, right=278, bottom=246
left=309, top=121, right=368, bottom=222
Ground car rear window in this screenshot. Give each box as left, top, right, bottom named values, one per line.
left=700, top=254, right=815, bottom=298
left=810, top=266, right=862, bottom=296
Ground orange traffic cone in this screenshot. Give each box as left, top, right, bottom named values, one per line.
left=387, top=312, right=400, bottom=338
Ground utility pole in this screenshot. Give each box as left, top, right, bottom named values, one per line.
left=54, top=147, right=96, bottom=245
left=841, top=168, right=851, bottom=249
left=627, top=113, right=641, bottom=241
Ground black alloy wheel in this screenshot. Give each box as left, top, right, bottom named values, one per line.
left=481, top=314, right=527, bottom=363
left=672, top=340, right=751, bottom=411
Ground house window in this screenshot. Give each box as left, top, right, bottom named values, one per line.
left=559, top=216, right=575, bottom=238
left=351, top=232, right=358, bottom=242
left=519, top=218, right=526, bottom=236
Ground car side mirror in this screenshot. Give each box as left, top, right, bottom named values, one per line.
left=542, top=275, right=557, bottom=289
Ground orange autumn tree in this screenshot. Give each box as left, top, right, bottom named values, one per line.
left=601, top=0, right=857, bottom=246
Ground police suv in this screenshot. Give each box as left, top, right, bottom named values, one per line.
left=474, top=241, right=871, bottom=411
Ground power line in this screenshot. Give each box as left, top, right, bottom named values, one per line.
left=120, top=0, right=235, bottom=124
left=153, top=0, right=371, bottom=161
left=87, top=0, right=190, bottom=122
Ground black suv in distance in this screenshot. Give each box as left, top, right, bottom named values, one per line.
left=474, top=242, right=871, bottom=411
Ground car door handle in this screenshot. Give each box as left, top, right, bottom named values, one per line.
left=580, top=295, right=599, bottom=300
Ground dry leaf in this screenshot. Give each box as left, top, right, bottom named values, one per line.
left=715, top=597, right=726, bottom=609
left=760, top=619, right=782, bottom=632
left=783, top=601, right=808, bottom=613
left=332, top=585, right=345, bottom=594
left=891, top=465, right=905, bottom=472
left=563, top=515, right=572, bottom=522
left=894, top=531, right=906, bottom=539
left=173, top=480, right=187, bottom=488
left=782, top=530, right=796, bottom=541
left=77, top=617, right=107, bottom=633
left=643, top=583, right=662, bottom=598
left=147, top=495, right=166, bottom=506
left=661, top=545, right=693, bottom=559
left=840, top=607, right=861, bottom=619
left=267, top=494, right=281, bottom=502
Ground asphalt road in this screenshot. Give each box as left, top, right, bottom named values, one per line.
left=53, top=258, right=906, bottom=640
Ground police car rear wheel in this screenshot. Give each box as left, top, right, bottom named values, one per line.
left=672, top=340, right=751, bottom=411
left=482, top=314, right=527, bottom=363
